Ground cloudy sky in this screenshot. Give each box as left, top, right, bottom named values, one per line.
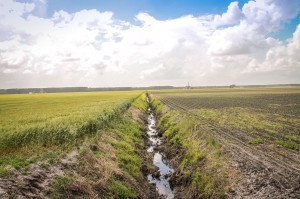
left=0, top=0, right=300, bottom=88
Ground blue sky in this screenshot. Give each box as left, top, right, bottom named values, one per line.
left=271, top=16, right=300, bottom=40
left=22, top=0, right=300, bottom=40
left=1, top=0, right=300, bottom=88
left=46, top=0, right=250, bottom=19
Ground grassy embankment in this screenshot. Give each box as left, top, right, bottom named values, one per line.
left=51, top=92, right=149, bottom=198
left=0, top=91, right=142, bottom=177
left=151, top=95, right=231, bottom=198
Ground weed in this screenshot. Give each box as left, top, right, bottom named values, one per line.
left=0, top=166, right=11, bottom=177
left=153, top=88, right=300, bottom=151
left=109, top=180, right=137, bottom=199
left=50, top=175, right=74, bottom=199
left=275, top=140, right=300, bottom=151
left=41, top=162, right=51, bottom=170
left=109, top=120, right=143, bottom=179
left=249, top=138, right=264, bottom=145
left=153, top=97, right=229, bottom=198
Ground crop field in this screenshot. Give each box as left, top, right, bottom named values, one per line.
left=151, top=87, right=300, bottom=197
left=152, top=87, right=300, bottom=162
left=153, top=87, right=300, bottom=150
left=0, top=91, right=142, bottom=163
left=1, top=87, right=300, bottom=198
left=0, top=91, right=154, bottom=198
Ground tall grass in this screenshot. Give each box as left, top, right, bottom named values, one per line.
left=152, top=96, right=230, bottom=198
left=0, top=91, right=143, bottom=154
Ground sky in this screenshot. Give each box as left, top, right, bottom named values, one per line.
left=0, top=0, right=300, bottom=88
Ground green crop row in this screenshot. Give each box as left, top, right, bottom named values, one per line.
left=50, top=93, right=149, bottom=199
left=0, top=91, right=142, bottom=153
left=153, top=87, right=300, bottom=151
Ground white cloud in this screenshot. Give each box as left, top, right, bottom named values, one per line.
left=0, top=0, right=35, bottom=17
left=242, top=0, right=300, bottom=33
left=140, top=63, right=165, bottom=79
left=214, top=1, right=244, bottom=26
left=0, top=0, right=300, bottom=88
left=208, top=0, right=300, bottom=56
left=245, top=24, right=300, bottom=73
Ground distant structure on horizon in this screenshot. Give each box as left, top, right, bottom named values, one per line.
left=185, top=82, right=192, bottom=89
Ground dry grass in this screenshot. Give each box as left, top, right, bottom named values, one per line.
left=51, top=93, right=150, bottom=198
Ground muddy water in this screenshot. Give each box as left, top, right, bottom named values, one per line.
left=146, top=98, right=174, bottom=199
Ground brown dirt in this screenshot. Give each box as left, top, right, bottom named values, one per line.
left=159, top=140, right=195, bottom=199
left=128, top=106, right=148, bottom=124
left=0, top=150, right=78, bottom=199
left=0, top=106, right=160, bottom=199
left=158, top=97, right=300, bottom=199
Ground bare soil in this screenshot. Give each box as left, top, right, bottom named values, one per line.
left=2, top=95, right=298, bottom=198
left=0, top=150, right=78, bottom=198
left=159, top=97, right=300, bottom=198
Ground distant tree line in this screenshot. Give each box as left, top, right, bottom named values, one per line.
left=0, top=84, right=299, bottom=94
left=0, top=86, right=175, bottom=94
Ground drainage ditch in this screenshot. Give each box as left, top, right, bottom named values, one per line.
left=146, top=97, right=174, bottom=199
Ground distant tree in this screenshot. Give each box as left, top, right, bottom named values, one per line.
left=229, top=84, right=236, bottom=88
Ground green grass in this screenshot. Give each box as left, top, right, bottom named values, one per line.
left=150, top=87, right=300, bottom=197
left=275, top=140, right=300, bottom=151
left=249, top=138, right=264, bottom=145
left=152, top=87, right=300, bottom=151
left=109, top=180, right=137, bottom=199
left=51, top=175, right=74, bottom=199
left=152, top=97, right=229, bottom=198
left=0, top=91, right=143, bottom=170
left=47, top=93, right=148, bottom=198
left=0, top=166, right=11, bottom=177
left=0, top=91, right=142, bottom=151
left=109, top=93, right=147, bottom=179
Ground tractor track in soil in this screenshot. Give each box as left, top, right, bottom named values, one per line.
left=157, top=96, right=300, bottom=198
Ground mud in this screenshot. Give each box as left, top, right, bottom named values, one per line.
left=0, top=150, right=79, bottom=199
left=3, top=94, right=297, bottom=198
left=160, top=96, right=300, bottom=198
left=145, top=97, right=175, bottom=199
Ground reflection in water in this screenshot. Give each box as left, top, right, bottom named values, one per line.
left=146, top=101, right=174, bottom=199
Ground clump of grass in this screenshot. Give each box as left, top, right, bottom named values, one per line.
left=41, top=162, right=51, bottom=170
left=132, top=92, right=148, bottom=111
left=0, top=155, right=33, bottom=170
left=151, top=97, right=167, bottom=115
left=109, top=180, right=137, bottom=199
left=109, top=119, right=143, bottom=179
left=53, top=175, right=73, bottom=191
left=92, top=150, right=104, bottom=158
left=249, top=138, right=264, bottom=145
left=0, top=166, right=11, bottom=177
left=51, top=175, right=74, bottom=199
left=275, top=140, right=300, bottom=151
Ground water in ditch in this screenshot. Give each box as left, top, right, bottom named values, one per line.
left=146, top=98, right=174, bottom=199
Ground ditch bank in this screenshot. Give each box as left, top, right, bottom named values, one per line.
left=0, top=93, right=228, bottom=199
left=0, top=93, right=158, bottom=199
left=148, top=94, right=231, bottom=199
left=145, top=94, right=208, bottom=199
left=145, top=96, right=175, bottom=199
